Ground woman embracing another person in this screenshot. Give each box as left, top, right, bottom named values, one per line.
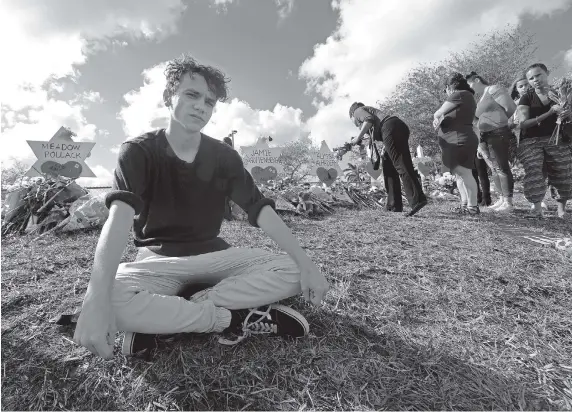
left=434, top=73, right=480, bottom=215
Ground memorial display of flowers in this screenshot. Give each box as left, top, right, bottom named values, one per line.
left=436, top=172, right=457, bottom=194
left=1, top=175, right=87, bottom=236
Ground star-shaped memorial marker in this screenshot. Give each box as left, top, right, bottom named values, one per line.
left=240, top=139, right=284, bottom=183
left=310, top=141, right=343, bottom=186
left=26, top=127, right=96, bottom=179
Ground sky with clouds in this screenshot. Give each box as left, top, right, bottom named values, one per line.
left=1, top=0, right=572, bottom=186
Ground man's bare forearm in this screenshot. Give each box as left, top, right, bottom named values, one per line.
left=257, top=205, right=311, bottom=266
left=88, top=201, right=134, bottom=296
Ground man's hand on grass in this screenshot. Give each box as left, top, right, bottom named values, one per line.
left=73, top=289, right=117, bottom=359
left=298, top=257, right=329, bottom=306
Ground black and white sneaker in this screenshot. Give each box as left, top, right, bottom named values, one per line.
left=219, top=304, right=309, bottom=346
left=122, top=332, right=176, bottom=356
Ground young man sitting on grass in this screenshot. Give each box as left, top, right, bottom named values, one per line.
left=72, top=54, right=329, bottom=359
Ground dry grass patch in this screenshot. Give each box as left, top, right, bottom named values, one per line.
left=2, top=195, right=572, bottom=410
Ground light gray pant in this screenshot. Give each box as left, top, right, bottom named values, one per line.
left=111, top=247, right=302, bottom=334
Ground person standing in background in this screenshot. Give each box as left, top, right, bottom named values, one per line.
left=434, top=73, right=480, bottom=215
left=508, top=75, right=549, bottom=211
left=517, top=63, right=572, bottom=219
left=466, top=72, right=517, bottom=212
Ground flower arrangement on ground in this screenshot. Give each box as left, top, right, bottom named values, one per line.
left=436, top=172, right=457, bottom=194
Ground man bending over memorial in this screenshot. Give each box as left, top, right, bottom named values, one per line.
left=72, top=54, right=329, bottom=359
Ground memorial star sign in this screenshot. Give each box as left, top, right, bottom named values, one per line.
left=240, top=139, right=284, bottom=183
left=310, top=141, right=343, bottom=186
left=26, top=126, right=96, bottom=179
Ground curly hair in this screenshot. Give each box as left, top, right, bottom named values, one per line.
left=163, top=53, right=230, bottom=106
left=447, top=72, right=475, bottom=95
left=509, top=74, right=528, bottom=100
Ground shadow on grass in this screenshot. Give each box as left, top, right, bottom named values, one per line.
left=302, top=311, right=551, bottom=411
left=1, top=306, right=555, bottom=411
left=1, top=329, right=126, bottom=411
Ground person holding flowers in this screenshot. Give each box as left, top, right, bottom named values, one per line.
left=434, top=73, right=480, bottom=215
left=517, top=63, right=572, bottom=219
left=349, top=102, right=427, bottom=216
left=508, top=74, right=550, bottom=211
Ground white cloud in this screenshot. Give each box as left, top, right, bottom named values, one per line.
left=210, top=0, right=295, bottom=20
left=204, top=100, right=305, bottom=147
left=1, top=89, right=99, bottom=162
left=0, top=0, right=186, bottom=162
left=275, top=0, right=295, bottom=21
left=299, top=0, right=572, bottom=149
left=117, top=63, right=169, bottom=138
left=564, top=46, right=572, bottom=68
left=118, top=63, right=306, bottom=147
left=77, top=91, right=105, bottom=104
left=76, top=165, right=114, bottom=187
left=0, top=0, right=186, bottom=101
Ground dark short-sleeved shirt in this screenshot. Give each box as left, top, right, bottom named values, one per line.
left=518, top=89, right=558, bottom=139
left=439, top=90, right=477, bottom=133
left=352, top=106, right=393, bottom=141
left=106, top=129, right=274, bottom=257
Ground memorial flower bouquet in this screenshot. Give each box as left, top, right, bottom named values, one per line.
left=548, top=77, right=572, bottom=145
left=436, top=172, right=457, bottom=194
left=1, top=175, right=86, bottom=236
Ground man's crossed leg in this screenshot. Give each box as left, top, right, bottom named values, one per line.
left=113, top=247, right=308, bottom=355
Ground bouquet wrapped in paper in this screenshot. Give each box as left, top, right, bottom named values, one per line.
left=59, top=193, right=109, bottom=232
left=548, top=77, right=572, bottom=145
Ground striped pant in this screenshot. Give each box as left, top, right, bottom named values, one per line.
left=518, top=135, right=572, bottom=204
left=111, top=247, right=302, bottom=334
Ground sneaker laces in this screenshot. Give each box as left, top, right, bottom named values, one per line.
left=218, top=306, right=277, bottom=346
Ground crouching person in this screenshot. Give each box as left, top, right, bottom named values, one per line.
left=73, top=54, right=329, bottom=359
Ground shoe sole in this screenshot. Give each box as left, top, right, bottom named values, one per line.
left=122, top=332, right=135, bottom=356
left=270, top=304, right=310, bottom=337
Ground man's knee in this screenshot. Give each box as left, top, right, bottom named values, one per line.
left=109, top=279, right=139, bottom=330
left=111, top=278, right=146, bottom=322
left=264, top=254, right=302, bottom=289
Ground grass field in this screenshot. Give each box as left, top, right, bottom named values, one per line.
left=2, top=193, right=572, bottom=410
